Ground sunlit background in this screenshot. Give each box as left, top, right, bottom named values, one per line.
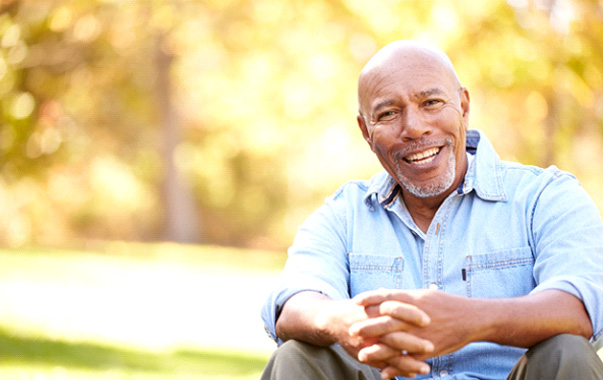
left=1, top=0, right=602, bottom=378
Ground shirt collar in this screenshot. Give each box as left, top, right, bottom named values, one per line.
left=363, top=129, right=507, bottom=209
left=463, top=129, right=507, bottom=201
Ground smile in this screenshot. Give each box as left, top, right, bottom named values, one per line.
left=404, top=147, right=441, bottom=165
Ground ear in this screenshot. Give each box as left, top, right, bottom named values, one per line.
left=357, top=114, right=374, bottom=151
left=459, top=87, right=470, bottom=129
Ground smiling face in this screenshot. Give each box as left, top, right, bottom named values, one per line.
left=357, top=42, right=470, bottom=201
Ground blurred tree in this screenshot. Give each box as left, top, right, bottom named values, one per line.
left=154, top=10, right=199, bottom=243
left=0, top=0, right=601, bottom=250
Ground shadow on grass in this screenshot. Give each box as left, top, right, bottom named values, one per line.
left=0, top=328, right=269, bottom=376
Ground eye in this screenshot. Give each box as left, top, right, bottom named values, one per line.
left=377, top=110, right=397, bottom=121
left=424, top=99, right=444, bottom=107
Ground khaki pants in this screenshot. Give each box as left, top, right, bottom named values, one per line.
left=261, top=334, right=603, bottom=380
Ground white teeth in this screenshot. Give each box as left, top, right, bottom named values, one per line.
left=404, top=147, right=440, bottom=164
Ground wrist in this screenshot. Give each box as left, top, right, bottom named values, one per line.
left=464, top=298, right=499, bottom=343
left=313, top=299, right=339, bottom=344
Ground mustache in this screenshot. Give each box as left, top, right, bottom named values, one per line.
left=393, top=137, right=453, bottom=161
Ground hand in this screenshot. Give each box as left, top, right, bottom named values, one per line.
left=276, top=291, right=390, bottom=368
left=314, top=296, right=432, bottom=372
left=313, top=298, right=385, bottom=366
left=351, top=289, right=477, bottom=378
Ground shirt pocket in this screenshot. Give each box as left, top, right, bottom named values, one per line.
left=465, top=247, right=535, bottom=299
left=348, top=253, right=404, bottom=297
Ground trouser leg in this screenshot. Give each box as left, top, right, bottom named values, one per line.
left=506, top=334, right=603, bottom=380
left=260, top=340, right=383, bottom=380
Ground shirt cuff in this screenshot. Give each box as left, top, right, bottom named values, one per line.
left=261, top=276, right=348, bottom=344
left=531, top=276, right=603, bottom=341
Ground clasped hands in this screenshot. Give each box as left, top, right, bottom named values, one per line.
left=346, top=289, right=472, bottom=379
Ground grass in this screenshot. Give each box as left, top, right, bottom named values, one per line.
left=0, top=243, right=286, bottom=379
left=0, top=328, right=268, bottom=379
left=1, top=243, right=600, bottom=379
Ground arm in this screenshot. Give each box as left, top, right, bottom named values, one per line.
left=276, top=291, right=373, bottom=348
left=276, top=290, right=434, bottom=375
left=475, top=289, right=591, bottom=346
left=351, top=288, right=592, bottom=378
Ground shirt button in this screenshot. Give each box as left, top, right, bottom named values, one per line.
left=440, top=370, right=449, bottom=377
left=429, top=283, right=438, bottom=290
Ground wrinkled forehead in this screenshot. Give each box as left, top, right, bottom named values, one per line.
left=358, top=43, right=460, bottom=112
left=360, top=42, right=457, bottom=81
left=359, top=59, right=457, bottom=111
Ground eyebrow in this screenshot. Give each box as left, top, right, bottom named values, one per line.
left=369, top=87, right=448, bottom=116
left=372, top=100, right=395, bottom=114
left=416, top=88, right=446, bottom=98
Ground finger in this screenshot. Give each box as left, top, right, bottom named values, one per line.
left=349, top=315, right=404, bottom=337
left=354, top=289, right=405, bottom=307
left=365, top=305, right=381, bottom=318
left=357, top=343, right=401, bottom=363
left=381, top=356, right=431, bottom=379
left=380, top=300, right=431, bottom=326
left=380, top=331, right=435, bottom=355
left=362, top=358, right=389, bottom=370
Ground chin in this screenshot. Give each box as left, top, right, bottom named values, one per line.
left=394, top=151, right=457, bottom=199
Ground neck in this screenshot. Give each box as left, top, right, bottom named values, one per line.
left=402, top=191, right=449, bottom=233
left=401, top=157, right=468, bottom=233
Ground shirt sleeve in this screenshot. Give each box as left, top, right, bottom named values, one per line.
left=529, top=169, right=603, bottom=342
left=261, top=186, right=353, bottom=343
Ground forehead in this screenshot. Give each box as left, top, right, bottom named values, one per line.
left=358, top=45, right=460, bottom=112
left=360, top=62, right=455, bottom=111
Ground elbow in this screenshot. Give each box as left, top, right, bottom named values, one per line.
left=576, top=320, right=593, bottom=340
left=573, top=301, right=593, bottom=340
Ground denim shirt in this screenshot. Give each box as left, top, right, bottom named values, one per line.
left=261, top=129, right=603, bottom=380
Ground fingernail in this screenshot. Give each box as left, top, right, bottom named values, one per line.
left=424, top=342, right=435, bottom=352
left=420, top=363, right=430, bottom=374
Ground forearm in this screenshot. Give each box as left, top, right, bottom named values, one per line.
left=275, top=291, right=341, bottom=346
left=474, top=289, right=592, bottom=347
left=276, top=290, right=434, bottom=375
left=353, top=287, right=592, bottom=358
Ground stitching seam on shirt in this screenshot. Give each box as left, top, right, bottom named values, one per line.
left=468, top=257, right=534, bottom=271
left=593, top=327, right=603, bottom=341
left=350, top=265, right=403, bottom=271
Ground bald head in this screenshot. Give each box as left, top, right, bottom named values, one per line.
left=355, top=40, right=471, bottom=203
left=358, top=40, right=461, bottom=115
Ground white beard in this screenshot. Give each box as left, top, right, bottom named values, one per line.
left=393, top=138, right=457, bottom=198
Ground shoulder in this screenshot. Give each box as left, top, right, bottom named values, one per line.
left=500, top=162, right=601, bottom=222
left=329, top=171, right=390, bottom=203
left=330, top=179, right=371, bottom=200
left=501, top=161, right=579, bottom=192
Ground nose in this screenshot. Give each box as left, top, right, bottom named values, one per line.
left=399, top=107, right=431, bottom=141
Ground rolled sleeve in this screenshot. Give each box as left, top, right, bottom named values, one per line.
left=532, top=276, right=603, bottom=341
left=261, top=189, right=352, bottom=343
left=530, top=172, right=603, bottom=341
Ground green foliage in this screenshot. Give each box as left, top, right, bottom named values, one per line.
left=0, top=0, right=602, bottom=249
left=0, top=328, right=268, bottom=379
left=0, top=243, right=278, bottom=379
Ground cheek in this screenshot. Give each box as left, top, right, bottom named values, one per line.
left=434, top=105, right=465, bottom=129
left=368, top=132, right=393, bottom=159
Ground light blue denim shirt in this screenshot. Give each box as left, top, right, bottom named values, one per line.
left=262, top=129, right=603, bottom=380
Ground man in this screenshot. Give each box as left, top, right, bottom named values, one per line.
left=261, top=40, right=603, bottom=379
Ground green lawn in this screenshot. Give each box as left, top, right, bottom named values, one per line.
left=0, top=243, right=600, bottom=380
left=0, top=243, right=286, bottom=379
left=0, top=328, right=269, bottom=379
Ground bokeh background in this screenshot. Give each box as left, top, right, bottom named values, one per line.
left=2, top=0, right=603, bottom=250
left=0, top=0, right=602, bottom=379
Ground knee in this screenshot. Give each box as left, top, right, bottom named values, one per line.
left=527, top=334, right=596, bottom=371
left=273, top=340, right=318, bottom=362
left=531, top=334, right=591, bottom=359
